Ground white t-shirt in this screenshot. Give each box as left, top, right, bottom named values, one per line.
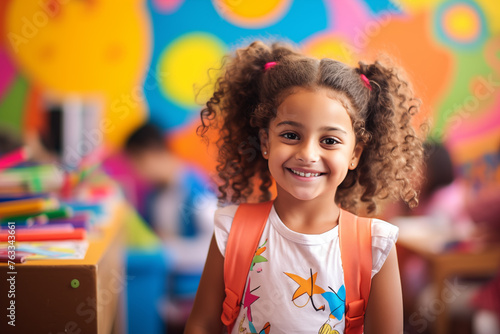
left=214, top=204, right=398, bottom=334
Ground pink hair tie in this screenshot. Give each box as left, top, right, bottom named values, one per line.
left=264, top=61, right=278, bottom=71
left=360, top=74, right=372, bottom=91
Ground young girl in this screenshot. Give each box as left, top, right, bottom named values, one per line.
left=185, top=41, right=424, bottom=334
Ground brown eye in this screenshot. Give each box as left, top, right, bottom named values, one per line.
left=321, top=138, right=339, bottom=145
left=282, top=132, right=299, bottom=140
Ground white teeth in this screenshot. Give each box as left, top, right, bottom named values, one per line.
left=290, top=169, right=321, bottom=177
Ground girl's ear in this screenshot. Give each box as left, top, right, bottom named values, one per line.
left=349, top=143, right=364, bottom=170
left=259, top=128, right=269, bottom=159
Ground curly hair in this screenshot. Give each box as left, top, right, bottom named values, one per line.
left=198, top=40, right=425, bottom=214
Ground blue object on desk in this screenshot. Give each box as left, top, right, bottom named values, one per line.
left=126, top=246, right=171, bottom=334
left=62, top=202, right=104, bottom=224
left=63, top=202, right=105, bottom=215
left=0, top=193, right=48, bottom=202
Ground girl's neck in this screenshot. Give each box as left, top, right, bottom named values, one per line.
left=273, top=190, right=341, bottom=235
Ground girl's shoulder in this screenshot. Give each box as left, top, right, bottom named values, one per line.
left=214, top=204, right=239, bottom=232
left=213, top=205, right=240, bottom=257
left=215, top=204, right=239, bottom=219
left=369, top=218, right=399, bottom=277
left=370, top=217, right=399, bottom=240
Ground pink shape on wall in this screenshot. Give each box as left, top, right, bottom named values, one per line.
left=0, top=50, right=16, bottom=100
left=446, top=93, right=500, bottom=148
left=153, top=0, right=184, bottom=13
left=325, top=0, right=372, bottom=41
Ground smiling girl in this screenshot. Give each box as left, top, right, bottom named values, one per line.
left=185, top=41, right=425, bottom=334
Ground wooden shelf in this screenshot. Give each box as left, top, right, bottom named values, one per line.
left=0, top=202, right=128, bottom=333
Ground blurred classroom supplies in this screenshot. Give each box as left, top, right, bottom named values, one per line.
left=0, top=197, right=130, bottom=333
left=0, top=205, right=73, bottom=222
left=0, top=251, right=27, bottom=263
left=0, top=146, right=30, bottom=170
left=0, top=240, right=89, bottom=260
left=395, top=216, right=500, bottom=334
left=0, top=145, right=123, bottom=258
left=0, top=197, right=59, bottom=217
left=0, top=226, right=86, bottom=242
left=0, top=193, right=48, bottom=202
left=0, top=164, right=64, bottom=194
left=392, top=216, right=475, bottom=254
left=0, top=138, right=142, bottom=333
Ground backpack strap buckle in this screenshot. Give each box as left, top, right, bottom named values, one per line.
left=221, top=288, right=240, bottom=325
left=345, top=299, right=365, bottom=329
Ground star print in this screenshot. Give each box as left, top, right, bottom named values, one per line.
left=285, top=270, right=326, bottom=300
left=250, top=240, right=268, bottom=271
left=243, top=278, right=260, bottom=322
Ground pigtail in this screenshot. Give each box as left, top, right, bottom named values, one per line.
left=350, top=60, right=425, bottom=213
left=199, top=41, right=288, bottom=204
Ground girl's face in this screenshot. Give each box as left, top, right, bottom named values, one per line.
left=260, top=87, right=363, bottom=202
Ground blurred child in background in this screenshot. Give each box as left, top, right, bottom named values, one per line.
left=124, top=123, right=215, bottom=243
left=124, top=123, right=217, bottom=326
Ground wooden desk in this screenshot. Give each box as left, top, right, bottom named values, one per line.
left=397, top=224, right=500, bottom=334
left=0, top=202, right=127, bottom=334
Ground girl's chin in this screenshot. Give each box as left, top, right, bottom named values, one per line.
left=282, top=191, right=321, bottom=202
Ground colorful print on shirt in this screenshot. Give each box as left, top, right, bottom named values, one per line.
left=251, top=239, right=268, bottom=273
left=285, top=269, right=345, bottom=333
left=239, top=239, right=272, bottom=333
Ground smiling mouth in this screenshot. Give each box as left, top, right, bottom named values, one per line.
left=287, top=168, right=325, bottom=178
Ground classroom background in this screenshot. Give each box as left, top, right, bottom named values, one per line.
left=1, top=0, right=500, bottom=333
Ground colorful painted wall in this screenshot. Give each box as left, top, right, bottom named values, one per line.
left=1, top=0, right=499, bottom=191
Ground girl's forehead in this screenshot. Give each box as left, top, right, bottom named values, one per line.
left=273, top=88, right=354, bottom=129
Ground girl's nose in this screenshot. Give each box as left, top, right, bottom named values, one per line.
left=295, top=141, right=319, bottom=163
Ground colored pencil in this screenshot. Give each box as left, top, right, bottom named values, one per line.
left=48, top=214, right=88, bottom=224
left=0, top=164, right=63, bottom=193
left=65, top=202, right=104, bottom=216
left=0, top=215, right=47, bottom=226
left=0, top=198, right=58, bottom=217
left=1, top=212, right=48, bottom=223
left=0, top=228, right=86, bottom=241
left=46, top=220, right=88, bottom=229
left=48, top=213, right=89, bottom=228
left=0, top=206, right=72, bottom=222
left=44, top=207, right=73, bottom=219
left=0, top=193, right=47, bottom=203
left=10, top=223, right=74, bottom=231
left=0, top=184, right=30, bottom=194
left=0, top=147, right=29, bottom=171
left=0, top=253, right=27, bottom=263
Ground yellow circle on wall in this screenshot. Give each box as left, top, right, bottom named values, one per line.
left=158, top=32, right=226, bottom=109
left=443, top=4, right=480, bottom=43
left=213, top=0, right=291, bottom=28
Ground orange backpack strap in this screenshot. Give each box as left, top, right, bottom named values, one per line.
left=339, top=209, right=372, bottom=334
left=221, top=201, right=274, bottom=333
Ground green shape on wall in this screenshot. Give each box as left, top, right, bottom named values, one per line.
left=431, top=48, right=493, bottom=140
left=0, top=75, right=28, bottom=135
